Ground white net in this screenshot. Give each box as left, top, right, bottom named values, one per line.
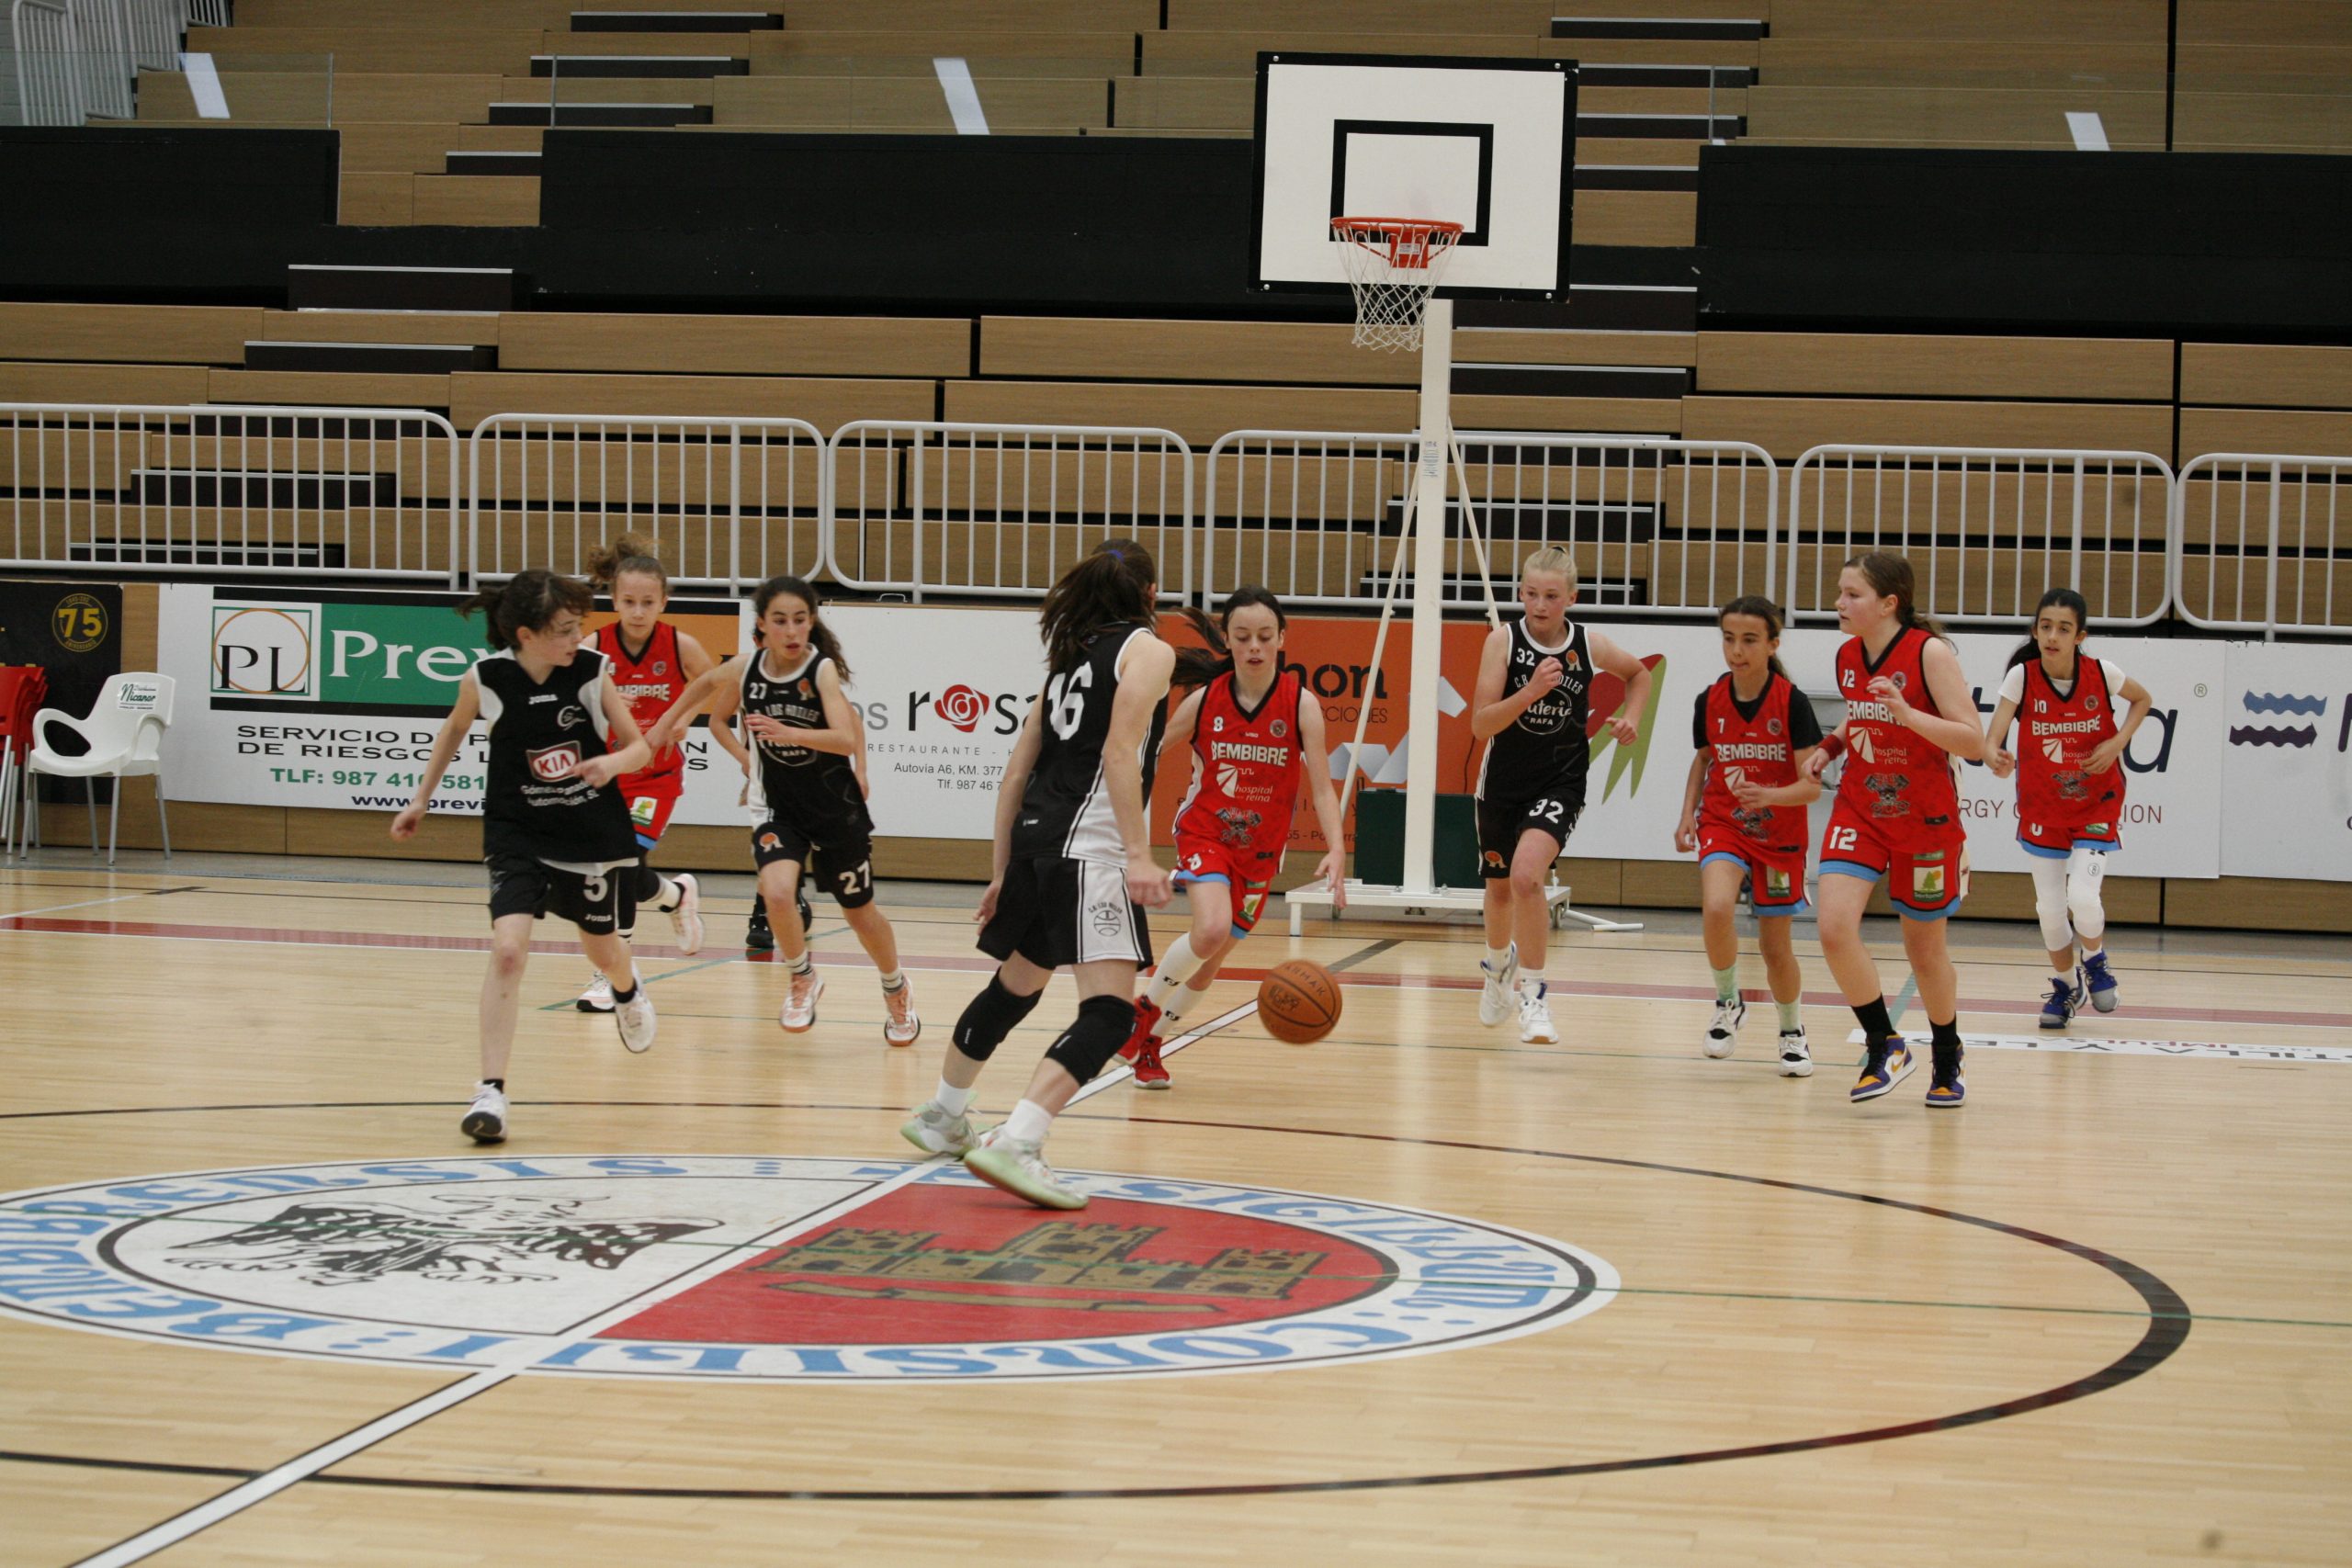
left=1331, top=218, right=1464, bottom=353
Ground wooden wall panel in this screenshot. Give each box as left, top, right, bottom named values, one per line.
left=2174, top=90, right=2352, bottom=152
left=1166, top=0, right=1552, bottom=33
left=2179, top=407, right=2352, bottom=460
left=339, top=172, right=414, bottom=226
left=501, top=315, right=968, bottom=378
left=1141, top=30, right=1539, bottom=74
left=751, top=30, right=1136, bottom=70
left=944, top=380, right=1678, bottom=446
left=1683, top=397, right=2175, bottom=460
left=333, top=123, right=546, bottom=175
left=0, top=362, right=211, bottom=404
left=713, top=75, right=1105, bottom=129
left=1574, top=191, right=1698, bottom=248
left=2180, top=345, right=2352, bottom=411
left=1697, top=333, right=2175, bottom=400
left=447, top=374, right=935, bottom=433
left=2165, top=874, right=2352, bottom=932
left=186, top=25, right=538, bottom=73
left=0, top=305, right=262, bottom=367
left=782, top=0, right=1158, bottom=28
left=2177, top=0, right=2352, bottom=47
left=208, top=370, right=453, bottom=409
left=1746, top=85, right=2166, bottom=150
left=263, top=312, right=499, bottom=348
left=411, top=175, right=540, bottom=227
left=1767, top=0, right=2165, bottom=42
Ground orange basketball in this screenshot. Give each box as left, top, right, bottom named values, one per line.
left=1258, top=959, right=1341, bottom=1044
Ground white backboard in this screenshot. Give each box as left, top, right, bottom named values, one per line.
left=1250, top=52, right=1576, bottom=300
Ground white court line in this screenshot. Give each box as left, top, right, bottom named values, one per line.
left=933, top=57, right=989, bottom=134
left=2066, top=111, right=2109, bottom=151
left=0, top=890, right=159, bottom=922
left=1067, top=997, right=1260, bottom=1103
left=1846, top=1029, right=2352, bottom=1064
left=72, top=1156, right=952, bottom=1567
left=179, top=52, right=231, bottom=119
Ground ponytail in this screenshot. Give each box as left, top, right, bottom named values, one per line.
left=1717, top=593, right=1789, bottom=679
left=458, top=570, right=592, bottom=652
left=1172, top=584, right=1286, bottom=689
left=1040, top=538, right=1156, bottom=671
left=585, top=531, right=667, bottom=593
left=752, top=574, right=851, bottom=684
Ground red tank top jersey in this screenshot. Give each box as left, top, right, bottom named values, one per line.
left=1174, top=670, right=1306, bottom=864
left=595, top=621, right=686, bottom=791
left=2015, top=656, right=2125, bottom=850
left=1698, top=671, right=1809, bottom=857
left=1834, top=626, right=1961, bottom=838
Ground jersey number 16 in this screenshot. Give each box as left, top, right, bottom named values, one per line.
left=1046, top=665, right=1093, bottom=740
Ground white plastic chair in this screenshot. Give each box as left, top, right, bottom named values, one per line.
left=17, top=673, right=175, bottom=865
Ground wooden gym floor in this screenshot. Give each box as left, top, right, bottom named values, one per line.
left=2, top=852, right=2347, bottom=1567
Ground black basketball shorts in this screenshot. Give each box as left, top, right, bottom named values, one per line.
left=751, top=817, right=876, bottom=910
left=1474, top=790, right=1587, bottom=879
left=485, top=852, right=636, bottom=937
left=977, top=855, right=1154, bottom=971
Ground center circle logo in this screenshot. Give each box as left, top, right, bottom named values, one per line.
left=0, top=1156, right=1613, bottom=1382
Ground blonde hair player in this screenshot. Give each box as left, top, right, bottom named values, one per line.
left=647, top=576, right=917, bottom=1044
left=1114, top=585, right=1348, bottom=1088
left=571, top=533, right=725, bottom=1013
left=1802, top=551, right=1985, bottom=1108
left=1673, top=595, right=1823, bottom=1074
left=1470, top=546, right=1655, bottom=1044
left=1983, top=586, right=2154, bottom=1029
left=390, top=570, right=657, bottom=1145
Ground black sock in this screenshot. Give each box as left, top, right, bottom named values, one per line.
left=484, top=1077, right=504, bottom=1090
left=611, top=983, right=639, bottom=1005
left=1930, top=1019, right=1962, bottom=1066
left=1852, top=997, right=1895, bottom=1045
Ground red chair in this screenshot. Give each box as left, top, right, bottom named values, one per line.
left=0, top=665, right=49, bottom=859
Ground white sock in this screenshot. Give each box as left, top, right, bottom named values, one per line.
left=878, top=968, right=905, bottom=991
left=1162, top=984, right=1204, bottom=1025
left=1146, top=936, right=1204, bottom=1010
left=1520, top=968, right=1547, bottom=996
left=1485, top=945, right=1512, bottom=974
left=2054, top=971, right=2076, bottom=991
left=650, top=877, right=681, bottom=912
left=934, top=1079, right=973, bottom=1118
left=786, top=951, right=814, bottom=976
left=1001, top=1098, right=1054, bottom=1145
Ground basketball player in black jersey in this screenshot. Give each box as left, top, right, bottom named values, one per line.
left=1470, top=546, right=1654, bottom=1044
left=902, top=539, right=1174, bottom=1210
left=649, top=576, right=919, bottom=1043
left=391, top=570, right=656, bottom=1144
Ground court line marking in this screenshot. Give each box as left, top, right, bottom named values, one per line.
left=70, top=1155, right=953, bottom=1568
left=0, top=886, right=198, bottom=921
left=10, top=915, right=2339, bottom=1030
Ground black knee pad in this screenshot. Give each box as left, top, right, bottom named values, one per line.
left=1043, top=995, right=1141, bottom=1086
left=952, top=973, right=1043, bottom=1061
left=634, top=860, right=663, bottom=902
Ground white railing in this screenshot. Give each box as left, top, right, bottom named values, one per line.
left=1, top=402, right=462, bottom=583
left=9, top=0, right=191, bottom=124
left=11, top=0, right=89, bottom=125
left=2174, top=452, right=2350, bottom=639
left=468, top=414, right=825, bottom=592
left=1203, top=430, right=1776, bottom=615
left=825, top=421, right=1192, bottom=604
left=1785, top=445, right=2174, bottom=627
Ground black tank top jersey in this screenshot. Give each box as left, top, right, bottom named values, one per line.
left=473, top=648, right=639, bottom=863
left=1012, top=622, right=1167, bottom=865
left=740, top=650, right=870, bottom=833
left=1476, top=617, right=1594, bottom=804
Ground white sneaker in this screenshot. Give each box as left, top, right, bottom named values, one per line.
left=779, top=966, right=823, bottom=1032
left=1703, top=996, right=1746, bottom=1058
left=964, top=1134, right=1088, bottom=1211
left=574, top=973, right=614, bottom=1013
left=1518, top=980, right=1558, bottom=1044
left=882, top=979, right=921, bottom=1046
left=1478, top=943, right=1518, bottom=1027
left=1778, top=1026, right=1814, bottom=1077
left=668, top=872, right=704, bottom=956
left=899, top=1098, right=976, bottom=1156
left=614, top=980, right=656, bottom=1054
left=461, top=1083, right=507, bottom=1144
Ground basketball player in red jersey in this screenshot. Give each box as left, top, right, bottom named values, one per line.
left=1114, top=587, right=1347, bottom=1088
left=1673, top=595, right=1823, bottom=1075
left=1984, top=586, right=2153, bottom=1028
left=574, top=534, right=727, bottom=1010
left=1802, top=552, right=1985, bottom=1108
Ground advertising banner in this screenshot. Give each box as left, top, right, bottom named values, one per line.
left=157, top=585, right=747, bottom=822
left=2217, top=642, right=2352, bottom=881
left=0, top=579, right=124, bottom=800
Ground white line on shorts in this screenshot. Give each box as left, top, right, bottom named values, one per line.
left=71, top=1156, right=952, bottom=1568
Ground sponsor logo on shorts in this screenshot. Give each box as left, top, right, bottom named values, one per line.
left=1764, top=865, right=1792, bottom=897
left=630, top=795, right=660, bottom=828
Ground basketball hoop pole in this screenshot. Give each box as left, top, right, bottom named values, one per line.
left=1399, top=297, right=1453, bottom=897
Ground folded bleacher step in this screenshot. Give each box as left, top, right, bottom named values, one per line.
left=1553, top=17, right=1767, bottom=39
left=288, top=265, right=518, bottom=312
left=447, top=150, right=542, bottom=175
left=1579, top=110, right=1743, bottom=138
left=570, top=11, right=781, bottom=31
left=530, top=53, right=747, bottom=77
left=1453, top=362, right=1691, bottom=399
left=1577, top=63, right=1755, bottom=88
left=487, top=101, right=713, bottom=127
left=1574, top=163, right=1699, bottom=190
left=1460, top=285, right=1698, bottom=333
left=132, top=469, right=399, bottom=510
left=243, top=341, right=495, bottom=374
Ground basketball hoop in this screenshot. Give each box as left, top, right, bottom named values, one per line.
left=1330, top=217, right=1464, bottom=353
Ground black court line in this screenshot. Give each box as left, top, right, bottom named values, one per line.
left=0, top=1105, right=2188, bottom=1504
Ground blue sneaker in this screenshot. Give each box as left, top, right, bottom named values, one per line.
left=1851, top=1038, right=1914, bottom=1102
left=2038, top=975, right=2081, bottom=1030
left=2081, top=951, right=2120, bottom=1013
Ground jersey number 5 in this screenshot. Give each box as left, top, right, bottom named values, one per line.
left=1046, top=665, right=1093, bottom=740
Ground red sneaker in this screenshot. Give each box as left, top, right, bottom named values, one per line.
left=1116, top=998, right=1162, bottom=1064
left=1132, top=1034, right=1171, bottom=1090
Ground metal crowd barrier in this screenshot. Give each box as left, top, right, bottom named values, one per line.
left=1, top=401, right=462, bottom=583
left=2174, top=453, right=2350, bottom=639
left=466, top=413, right=825, bottom=592
left=1784, top=444, right=2175, bottom=627
left=1202, top=430, right=1778, bottom=615
left=824, top=421, right=1192, bottom=604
